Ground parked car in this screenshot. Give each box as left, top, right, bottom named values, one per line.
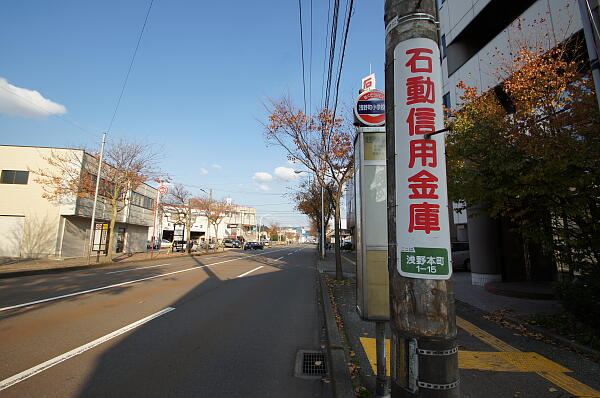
left=451, top=241, right=470, bottom=270
left=261, top=241, right=270, bottom=247
left=223, top=238, right=241, bottom=248
left=340, top=241, right=353, bottom=251
left=201, top=242, right=217, bottom=250
left=160, top=239, right=172, bottom=249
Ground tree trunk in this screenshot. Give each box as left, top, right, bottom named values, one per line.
left=333, top=197, right=343, bottom=280
left=106, top=199, right=118, bottom=262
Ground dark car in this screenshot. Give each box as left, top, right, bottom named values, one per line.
left=451, top=241, right=470, bottom=270
left=244, top=242, right=264, bottom=250
left=340, top=241, right=353, bottom=251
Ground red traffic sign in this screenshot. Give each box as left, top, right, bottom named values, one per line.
left=158, top=186, right=168, bottom=195
left=354, top=89, right=385, bottom=126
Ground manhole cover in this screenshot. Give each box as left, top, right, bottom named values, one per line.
left=295, top=350, right=328, bottom=379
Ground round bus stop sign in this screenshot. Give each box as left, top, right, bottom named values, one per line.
left=158, top=186, right=168, bottom=195
left=354, top=89, right=385, bottom=126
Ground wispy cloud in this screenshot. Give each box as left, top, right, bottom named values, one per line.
left=0, top=77, right=66, bottom=117
left=211, top=164, right=222, bottom=169
left=257, top=183, right=271, bottom=192
left=252, top=172, right=273, bottom=183
left=200, top=168, right=209, bottom=175
left=274, top=166, right=300, bottom=181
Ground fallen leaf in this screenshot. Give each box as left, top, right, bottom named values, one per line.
left=315, top=361, right=322, bottom=366
left=548, top=387, right=558, bottom=392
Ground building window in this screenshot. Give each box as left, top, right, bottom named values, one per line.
left=443, top=92, right=451, bottom=109
left=130, top=191, right=155, bottom=210
left=0, top=170, right=29, bottom=184
left=440, top=34, right=447, bottom=59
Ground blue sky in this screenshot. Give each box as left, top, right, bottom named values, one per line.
left=0, top=0, right=384, bottom=227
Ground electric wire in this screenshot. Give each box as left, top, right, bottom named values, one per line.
left=320, top=0, right=333, bottom=108
left=298, top=0, right=307, bottom=115
left=107, top=0, right=155, bottom=133
left=309, top=0, right=313, bottom=112
left=331, top=0, right=354, bottom=120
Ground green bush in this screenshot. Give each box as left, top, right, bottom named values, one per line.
left=557, top=273, right=600, bottom=330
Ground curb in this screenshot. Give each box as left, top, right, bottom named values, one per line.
left=319, top=271, right=355, bottom=398
left=504, top=314, right=600, bottom=359
left=0, top=249, right=229, bottom=280
left=484, top=282, right=556, bottom=300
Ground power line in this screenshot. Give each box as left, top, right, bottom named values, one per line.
left=107, top=0, right=155, bottom=133
left=320, top=0, right=333, bottom=108
left=309, top=0, right=313, bottom=112
left=298, top=0, right=307, bottom=115
left=331, top=0, right=354, bottom=119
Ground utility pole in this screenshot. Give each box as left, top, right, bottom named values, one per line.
left=384, top=1, right=458, bottom=397
left=204, top=189, right=212, bottom=253
left=86, top=132, right=107, bottom=265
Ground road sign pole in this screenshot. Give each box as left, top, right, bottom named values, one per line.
left=385, top=1, right=458, bottom=396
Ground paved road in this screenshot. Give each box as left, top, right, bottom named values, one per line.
left=0, top=245, right=330, bottom=397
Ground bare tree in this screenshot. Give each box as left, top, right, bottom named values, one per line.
left=192, top=196, right=233, bottom=246
left=263, top=97, right=354, bottom=279
left=292, top=179, right=335, bottom=254
left=33, top=139, right=161, bottom=260
left=162, top=184, right=195, bottom=253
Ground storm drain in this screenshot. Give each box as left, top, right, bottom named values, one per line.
left=294, top=350, right=328, bottom=379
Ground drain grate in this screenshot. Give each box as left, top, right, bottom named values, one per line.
left=295, top=350, right=328, bottom=378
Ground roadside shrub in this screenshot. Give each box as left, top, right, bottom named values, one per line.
left=557, top=273, right=600, bottom=330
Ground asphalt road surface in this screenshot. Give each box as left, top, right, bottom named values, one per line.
left=0, top=245, right=329, bottom=397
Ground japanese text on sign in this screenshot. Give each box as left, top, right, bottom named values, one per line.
left=393, top=38, right=452, bottom=280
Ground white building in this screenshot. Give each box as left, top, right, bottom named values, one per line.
left=152, top=204, right=257, bottom=243
left=0, top=145, right=157, bottom=258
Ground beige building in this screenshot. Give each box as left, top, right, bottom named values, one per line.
left=0, top=145, right=157, bottom=258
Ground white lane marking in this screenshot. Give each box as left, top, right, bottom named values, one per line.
left=288, top=252, right=293, bottom=255
left=236, top=266, right=264, bottom=278
left=0, top=307, right=175, bottom=391
left=275, top=256, right=284, bottom=261
left=0, top=248, right=289, bottom=313
left=105, top=263, right=171, bottom=275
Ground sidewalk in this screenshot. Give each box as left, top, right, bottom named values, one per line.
left=0, top=248, right=229, bottom=279
left=317, top=250, right=600, bottom=398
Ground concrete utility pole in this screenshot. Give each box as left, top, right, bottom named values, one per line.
left=87, top=132, right=107, bottom=265
left=384, top=1, right=458, bottom=397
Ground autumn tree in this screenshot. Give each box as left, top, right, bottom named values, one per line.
left=34, top=139, right=161, bottom=260
left=292, top=178, right=335, bottom=254
left=446, top=37, right=600, bottom=323
left=263, top=97, right=354, bottom=279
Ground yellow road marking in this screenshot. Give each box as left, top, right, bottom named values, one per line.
left=456, top=317, right=519, bottom=352
left=358, top=318, right=600, bottom=397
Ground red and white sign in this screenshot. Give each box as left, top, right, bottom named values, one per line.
left=362, top=73, right=376, bottom=91
left=158, top=186, right=168, bottom=195
left=393, top=37, right=451, bottom=280
left=354, top=89, right=385, bottom=126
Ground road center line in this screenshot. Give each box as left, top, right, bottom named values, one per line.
left=105, top=263, right=171, bottom=275
left=236, top=266, right=264, bottom=278
left=0, top=307, right=175, bottom=391
left=0, top=248, right=289, bottom=313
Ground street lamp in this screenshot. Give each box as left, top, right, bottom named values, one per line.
left=294, top=170, right=325, bottom=259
